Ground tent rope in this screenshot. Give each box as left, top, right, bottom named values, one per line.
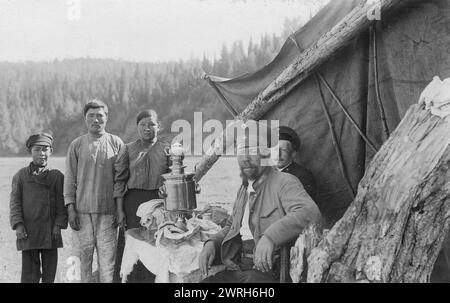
left=290, top=35, right=378, bottom=153
left=370, top=22, right=390, bottom=140
left=316, top=73, right=378, bottom=153
left=202, top=73, right=239, bottom=117
left=315, top=75, right=356, bottom=198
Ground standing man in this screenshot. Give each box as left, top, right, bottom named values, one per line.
left=276, top=126, right=317, bottom=199
left=10, top=133, right=67, bottom=283
left=199, top=124, right=322, bottom=283
left=64, top=99, right=124, bottom=283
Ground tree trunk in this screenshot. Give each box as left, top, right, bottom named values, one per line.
left=290, top=104, right=450, bottom=283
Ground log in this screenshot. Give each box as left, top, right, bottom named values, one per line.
left=195, top=0, right=412, bottom=182
left=290, top=104, right=450, bottom=282
left=239, top=0, right=411, bottom=121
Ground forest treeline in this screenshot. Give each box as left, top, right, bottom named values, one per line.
left=0, top=18, right=302, bottom=156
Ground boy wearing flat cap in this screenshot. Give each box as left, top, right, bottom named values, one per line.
left=9, top=133, right=68, bottom=283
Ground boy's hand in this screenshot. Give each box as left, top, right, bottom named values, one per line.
left=15, top=224, right=27, bottom=240
left=68, top=205, right=80, bottom=231
left=52, top=226, right=62, bottom=241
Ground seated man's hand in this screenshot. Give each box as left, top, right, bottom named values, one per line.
left=15, top=223, right=27, bottom=240
left=254, top=235, right=274, bottom=273
left=199, top=241, right=216, bottom=276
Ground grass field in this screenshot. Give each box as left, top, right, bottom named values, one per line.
left=0, top=156, right=240, bottom=283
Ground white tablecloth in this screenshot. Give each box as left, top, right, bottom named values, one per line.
left=120, top=228, right=224, bottom=282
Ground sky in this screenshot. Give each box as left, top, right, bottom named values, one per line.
left=0, top=0, right=328, bottom=63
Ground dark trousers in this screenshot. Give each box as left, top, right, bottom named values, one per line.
left=201, top=267, right=278, bottom=283
left=202, top=240, right=279, bottom=283
left=21, top=249, right=58, bottom=283
left=201, top=254, right=280, bottom=283
left=113, top=189, right=158, bottom=283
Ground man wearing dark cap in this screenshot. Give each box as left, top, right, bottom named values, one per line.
left=10, top=133, right=67, bottom=282
left=276, top=126, right=317, bottom=199
left=64, top=99, right=124, bottom=283
left=199, top=122, right=322, bottom=283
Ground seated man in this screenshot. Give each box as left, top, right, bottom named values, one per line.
left=276, top=126, right=317, bottom=199
left=199, top=125, right=322, bottom=283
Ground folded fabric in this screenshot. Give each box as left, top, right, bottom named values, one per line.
left=155, top=216, right=221, bottom=245
left=418, top=76, right=450, bottom=118
left=136, top=199, right=165, bottom=229
left=198, top=203, right=231, bottom=227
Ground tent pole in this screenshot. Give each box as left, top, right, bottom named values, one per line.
left=316, top=73, right=378, bottom=153
left=202, top=74, right=239, bottom=118
left=315, top=76, right=356, bottom=198
left=371, top=23, right=390, bottom=140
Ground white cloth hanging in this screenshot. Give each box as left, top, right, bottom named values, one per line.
left=418, top=76, right=450, bottom=118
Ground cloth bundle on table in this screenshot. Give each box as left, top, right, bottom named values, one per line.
left=136, top=199, right=166, bottom=230
left=120, top=200, right=225, bottom=282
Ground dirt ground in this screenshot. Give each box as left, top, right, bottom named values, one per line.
left=2, top=157, right=448, bottom=283
left=0, top=157, right=239, bottom=283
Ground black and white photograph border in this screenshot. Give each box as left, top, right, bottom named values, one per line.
left=0, top=0, right=449, bottom=286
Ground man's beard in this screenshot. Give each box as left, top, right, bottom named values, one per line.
left=276, top=158, right=288, bottom=168
left=240, top=166, right=259, bottom=180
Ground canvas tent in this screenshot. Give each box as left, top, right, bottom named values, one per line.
left=201, top=0, right=450, bottom=228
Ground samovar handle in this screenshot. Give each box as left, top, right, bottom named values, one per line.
left=164, top=145, right=171, bottom=156
left=195, top=181, right=201, bottom=194
left=158, top=184, right=167, bottom=198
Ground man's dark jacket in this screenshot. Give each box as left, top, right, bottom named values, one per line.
left=282, top=162, right=317, bottom=199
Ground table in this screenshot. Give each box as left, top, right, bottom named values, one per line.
left=120, top=227, right=225, bottom=283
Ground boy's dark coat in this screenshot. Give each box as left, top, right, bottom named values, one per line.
left=10, top=164, right=67, bottom=251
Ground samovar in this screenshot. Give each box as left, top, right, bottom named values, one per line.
left=159, top=143, right=200, bottom=229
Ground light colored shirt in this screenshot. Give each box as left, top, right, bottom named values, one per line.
left=64, top=132, right=124, bottom=214
left=240, top=180, right=255, bottom=241
left=113, top=139, right=170, bottom=198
